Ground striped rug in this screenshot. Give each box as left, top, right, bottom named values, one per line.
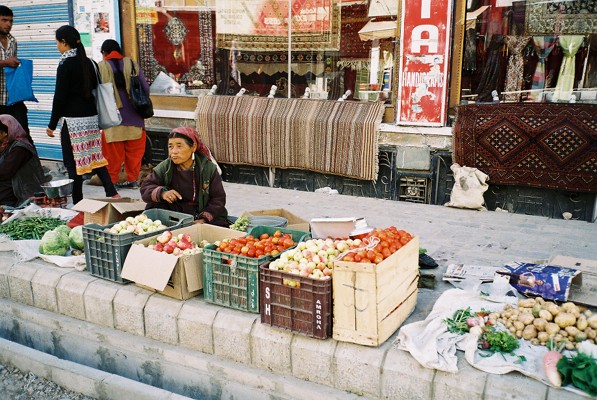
left=195, top=96, right=385, bottom=181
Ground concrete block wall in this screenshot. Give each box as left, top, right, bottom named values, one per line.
left=0, top=259, right=583, bottom=399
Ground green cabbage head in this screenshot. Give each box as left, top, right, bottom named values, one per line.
left=69, top=225, right=84, bottom=251
left=40, top=229, right=70, bottom=256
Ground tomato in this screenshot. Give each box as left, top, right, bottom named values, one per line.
left=247, top=249, right=256, bottom=257
left=237, top=237, right=247, bottom=245
left=283, top=238, right=294, bottom=248
left=255, top=249, right=264, bottom=257
left=382, top=248, right=392, bottom=258
left=259, top=233, right=269, bottom=240
left=380, top=240, right=389, bottom=248
left=343, top=254, right=354, bottom=262
left=399, top=236, right=410, bottom=245
left=367, top=250, right=376, bottom=262
left=354, top=254, right=362, bottom=262
left=270, top=249, right=279, bottom=257
left=274, top=230, right=282, bottom=238
left=272, top=237, right=280, bottom=245
left=374, top=255, right=384, bottom=264
left=245, top=235, right=255, bottom=241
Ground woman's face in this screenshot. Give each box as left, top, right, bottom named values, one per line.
left=55, top=39, right=69, bottom=54
left=168, top=137, right=196, bottom=166
left=0, top=130, right=7, bottom=143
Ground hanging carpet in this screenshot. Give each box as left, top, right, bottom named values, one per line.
left=195, top=96, right=385, bottom=181
left=453, top=103, right=597, bottom=192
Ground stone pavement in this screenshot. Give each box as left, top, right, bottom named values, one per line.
left=0, top=178, right=595, bottom=399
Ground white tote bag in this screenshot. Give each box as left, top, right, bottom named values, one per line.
left=91, top=60, right=122, bottom=129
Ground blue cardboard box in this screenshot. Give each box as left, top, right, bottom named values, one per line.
left=503, top=262, right=582, bottom=302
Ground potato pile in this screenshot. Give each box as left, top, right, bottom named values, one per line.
left=496, top=298, right=596, bottom=350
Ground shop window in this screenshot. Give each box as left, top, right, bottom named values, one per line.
left=135, top=0, right=398, bottom=104
left=459, top=0, right=597, bottom=104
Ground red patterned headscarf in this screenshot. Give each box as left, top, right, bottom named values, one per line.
left=170, top=126, right=211, bottom=160
left=0, top=114, right=29, bottom=153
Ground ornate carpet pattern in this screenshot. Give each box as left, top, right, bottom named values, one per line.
left=453, top=103, right=597, bottom=192
left=195, top=96, right=385, bottom=180
left=525, top=0, right=597, bottom=34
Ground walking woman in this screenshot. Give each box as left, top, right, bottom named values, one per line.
left=98, top=39, right=149, bottom=189
left=45, top=25, right=119, bottom=204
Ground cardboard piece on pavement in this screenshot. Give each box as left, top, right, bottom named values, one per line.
left=241, top=208, right=310, bottom=231
left=72, top=198, right=146, bottom=225
left=309, top=217, right=356, bottom=239
left=121, top=224, right=245, bottom=300
left=549, top=255, right=596, bottom=307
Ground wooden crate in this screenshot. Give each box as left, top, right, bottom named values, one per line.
left=332, top=236, right=419, bottom=346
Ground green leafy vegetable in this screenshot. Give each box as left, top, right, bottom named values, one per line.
left=444, top=307, right=477, bottom=334
left=480, top=327, right=520, bottom=354
left=230, top=216, right=250, bottom=232
left=557, top=352, right=597, bottom=396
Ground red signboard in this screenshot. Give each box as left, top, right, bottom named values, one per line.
left=397, top=0, right=452, bottom=126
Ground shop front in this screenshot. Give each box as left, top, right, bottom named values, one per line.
left=122, top=0, right=595, bottom=220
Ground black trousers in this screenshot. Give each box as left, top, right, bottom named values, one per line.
left=60, top=123, right=117, bottom=204
left=0, top=101, right=32, bottom=144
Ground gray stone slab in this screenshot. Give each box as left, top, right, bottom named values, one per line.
left=433, top=356, right=486, bottom=400
left=0, top=261, right=13, bottom=298
left=51, top=362, right=110, bottom=398
left=547, top=387, right=588, bottom=400
left=213, top=308, right=257, bottom=364
left=177, top=300, right=220, bottom=354
left=144, top=294, right=183, bottom=344
left=382, top=346, right=435, bottom=400
left=56, top=271, right=96, bottom=320
left=102, top=374, right=186, bottom=400
left=484, top=372, right=548, bottom=400
left=291, top=335, right=337, bottom=386
left=250, top=322, right=292, bottom=374
left=31, top=266, right=72, bottom=312
left=7, top=262, right=40, bottom=306
left=113, top=285, right=151, bottom=337
left=333, top=341, right=385, bottom=398
left=84, top=279, right=119, bottom=328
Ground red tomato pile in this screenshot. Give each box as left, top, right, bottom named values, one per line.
left=341, top=226, right=413, bottom=264
left=216, top=230, right=295, bottom=258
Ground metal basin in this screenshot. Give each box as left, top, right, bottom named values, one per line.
left=41, top=179, right=74, bottom=199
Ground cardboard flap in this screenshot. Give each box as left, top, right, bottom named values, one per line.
left=183, top=255, right=202, bottom=292
left=310, top=217, right=356, bottom=239
left=71, top=199, right=109, bottom=214
left=121, top=244, right=178, bottom=291
left=112, top=200, right=147, bottom=214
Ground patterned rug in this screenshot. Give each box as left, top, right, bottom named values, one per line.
left=453, top=103, right=597, bottom=192
left=195, top=96, right=385, bottom=180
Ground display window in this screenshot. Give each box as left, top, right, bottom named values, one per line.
left=134, top=0, right=398, bottom=103
left=459, top=0, right=596, bottom=104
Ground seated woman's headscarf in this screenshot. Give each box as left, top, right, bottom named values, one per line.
left=170, top=126, right=212, bottom=160
left=0, top=115, right=29, bottom=154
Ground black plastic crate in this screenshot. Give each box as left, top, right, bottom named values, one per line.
left=83, top=209, right=193, bottom=283
left=260, top=265, right=332, bottom=339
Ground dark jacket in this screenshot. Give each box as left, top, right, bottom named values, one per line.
left=0, top=139, right=46, bottom=206
left=140, top=154, right=228, bottom=226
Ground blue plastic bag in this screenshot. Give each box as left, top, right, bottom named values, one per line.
left=5, top=58, right=38, bottom=106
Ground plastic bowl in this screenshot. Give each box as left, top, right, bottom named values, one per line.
left=248, top=215, right=288, bottom=228
left=41, top=179, right=74, bottom=199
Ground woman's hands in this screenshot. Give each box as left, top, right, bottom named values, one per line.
left=161, top=189, right=182, bottom=204
left=46, top=128, right=55, bottom=137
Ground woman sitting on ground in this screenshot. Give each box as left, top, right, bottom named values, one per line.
left=140, top=126, right=229, bottom=226
left=0, top=115, right=47, bottom=206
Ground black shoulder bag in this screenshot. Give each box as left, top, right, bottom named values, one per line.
left=129, top=60, right=154, bottom=119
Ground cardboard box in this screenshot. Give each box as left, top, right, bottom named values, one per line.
left=549, top=255, right=594, bottom=307
left=309, top=217, right=356, bottom=239
left=503, top=261, right=582, bottom=302
left=72, top=198, right=146, bottom=225
left=120, top=224, right=245, bottom=300
left=332, top=236, right=419, bottom=346
left=241, top=208, right=310, bottom=232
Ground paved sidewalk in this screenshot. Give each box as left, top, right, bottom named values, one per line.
left=0, top=177, right=594, bottom=399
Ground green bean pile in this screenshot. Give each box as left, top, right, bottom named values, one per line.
left=0, top=216, right=66, bottom=240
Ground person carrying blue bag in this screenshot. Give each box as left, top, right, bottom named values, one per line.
left=0, top=6, right=34, bottom=144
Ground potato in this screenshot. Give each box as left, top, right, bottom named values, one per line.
left=503, top=304, right=513, bottom=311
left=518, top=298, right=536, bottom=308
left=554, top=334, right=563, bottom=342
left=538, top=309, right=553, bottom=322
left=537, top=331, right=549, bottom=343
left=533, top=318, right=548, bottom=332
left=530, top=338, right=539, bottom=346
left=522, top=325, right=538, bottom=340
left=585, top=327, right=596, bottom=340
left=555, top=312, right=576, bottom=328
left=509, top=326, right=516, bottom=334
left=564, top=341, right=575, bottom=351
left=513, top=321, right=525, bottom=331
left=588, top=314, right=597, bottom=329
left=575, top=332, right=587, bottom=342
left=535, top=297, right=545, bottom=305
left=576, top=315, right=588, bottom=331
left=532, top=305, right=543, bottom=318
left=545, top=322, right=560, bottom=335
left=516, top=330, right=523, bottom=339
left=561, top=302, right=577, bottom=312
left=584, top=309, right=592, bottom=317
left=546, top=303, right=560, bottom=316
left=518, top=312, right=535, bottom=325
left=565, top=326, right=580, bottom=337
left=489, top=312, right=500, bottom=320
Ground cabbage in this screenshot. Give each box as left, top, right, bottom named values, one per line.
left=68, top=225, right=84, bottom=250
left=39, top=229, right=70, bottom=256
left=55, top=225, right=71, bottom=236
